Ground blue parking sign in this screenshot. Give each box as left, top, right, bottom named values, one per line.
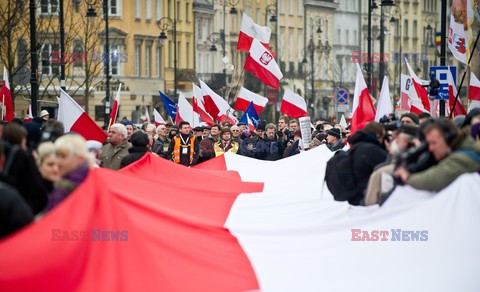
left=429, top=66, right=456, bottom=100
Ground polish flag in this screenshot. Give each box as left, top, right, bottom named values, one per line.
left=237, top=13, right=274, bottom=56
left=144, top=106, right=151, bottom=123
left=351, top=63, right=376, bottom=134
left=234, top=87, right=268, bottom=114
left=199, top=80, right=237, bottom=125
left=0, top=67, right=15, bottom=121
left=108, top=83, right=122, bottom=131
left=193, top=83, right=214, bottom=126
left=406, top=60, right=430, bottom=114
left=399, top=74, right=411, bottom=111
left=280, top=89, right=308, bottom=118
left=175, top=93, right=202, bottom=127
left=244, top=38, right=283, bottom=89
left=468, top=71, right=480, bottom=110
left=153, top=108, right=166, bottom=126
left=57, top=89, right=107, bottom=143
left=447, top=67, right=467, bottom=117
left=374, top=76, right=393, bottom=121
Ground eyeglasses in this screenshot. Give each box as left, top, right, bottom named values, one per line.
left=232, top=130, right=240, bottom=132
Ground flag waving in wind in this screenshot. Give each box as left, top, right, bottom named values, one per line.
left=160, top=91, right=177, bottom=121
left=239, top=102, right=260, bottom=131
left=374, top=76, right=393, bottom=121
left=448, top=0, right=475, bottom=64
left=57, top=89, right=107, bottom=143
left=244, top=38, right=283, bottom=89
left=280, top=89, right=308, bottom=118
left=447, top=67, right=467, bottom=117
left=234, top=87, right=268, bottom=114
left=406, top=59, right=430, bottom=114
left=468, top=71, right=480, bottom=110
left=108, top=83, right=122, bottom=131
left=351, top=63, right=376, bottom=134
left=154, top=108, right=166, bottom=126
left=193, top=83, right=214, bottom=126
left=237, top=13, right=274, bottom=56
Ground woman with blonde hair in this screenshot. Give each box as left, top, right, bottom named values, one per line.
left=35, top=142, right=60, bottom=193
left=47, top=134, right=91, bottom=211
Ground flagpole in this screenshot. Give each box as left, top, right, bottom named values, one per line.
left=225, top=50, right=240, bottom=102
left=231, top=65, right=245, bottom=105
left=1, top=94, right=4, bottom=121
left=450, top=29, right=480, bottom=118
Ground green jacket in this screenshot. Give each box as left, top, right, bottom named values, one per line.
left=100, top=140, right=131, bottom=170
left=408, top=133, right=480, bottom=192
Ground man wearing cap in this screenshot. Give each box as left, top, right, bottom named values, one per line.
left=198, top=124, right=220, bottom=163
left=167, top=121, right=199, bottom=167
left=237, top=122, right=247, bottom=133
left=100, top=123, right=131, bottom=170
left=193, top=126, right=204, bottom=141
left=121, top=121, right=135, bottom=141
left=40, top=110, right=49, bottom=121
left=326, top=128, right=345, bottom=151
left=400, top=113, right=419, bottom=125
left=202, top=126, right=211, bottom=139
left=120, top=131, right=150, bottom=168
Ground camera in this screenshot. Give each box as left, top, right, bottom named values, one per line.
left=395, top=142, right=437, bottom=174
left=379, top=114, right=401, bottom=131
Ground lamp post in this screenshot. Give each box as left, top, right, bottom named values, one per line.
left=378, top=1, right=395, bottom=92
left=29, top=0, right=38, bottom=116
left=86, top=0, right=111, bottom=127
left=157, top=16, right=176, bottom=98
left=367, top=0, right=378, bottom=91
left=387, top=4, right=401, bottom=98
left=59, top=0, right=66, bottom=91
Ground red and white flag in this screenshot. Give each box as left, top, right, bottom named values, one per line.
left=280, top=89, right=308, bottom=119
left=234, top=87, right=268, bottom=114
left=193, top=83, right=214, bottom=126
left=108, top=83, right=122, bottom=131
left=374, top=76, right=393, bottom=121
left=351, top=63, right=376, bottom=134
left=57, top=89, right=107, bottom=143
left=153, top=108, right=166, bottom=126
left=447, top=67, right=467, bottom=117
left=406, top=60, right=430, bottom=114
left=244, top=38, right=283, bottom=89
left=199, top=80, right=237, bottom=125
left=27, top=104, right=33, bottom=119
left=0, top=67, right=15, bottom=121
left=399, top=74, right=411, bottom=111
left=175, top=93, right=202, bottom=127
left=144, top=106, right=151, bottom=123
left=469, top=71, right=480, bottom=110
left=237, top=13, right=274, bottom=55
left=448, top=0, right=475, bottom=64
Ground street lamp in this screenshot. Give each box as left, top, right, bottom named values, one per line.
left=157, top=16, right=177, bottom=98
left=367, top=0, right=378, bottom=91
left=29, top=0, right=39, bottom=116
left=86, top=0, right=111, bottom=127
left=387, top=4, right=402, bottom=98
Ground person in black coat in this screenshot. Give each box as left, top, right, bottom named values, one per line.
left=254, top=123, right=286, bottom=161
left=120, top=131, right=150, bottom=168
left=346, top=123, right=388, bottom=205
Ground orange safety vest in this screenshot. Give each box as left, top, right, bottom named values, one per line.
left=173, top=136, right=196, bottom=164
left=214, top=141, right=239, bottom=157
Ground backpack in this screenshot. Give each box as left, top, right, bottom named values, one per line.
left=325, top=146, right=358, bottom=202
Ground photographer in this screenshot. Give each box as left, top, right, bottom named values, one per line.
left=395, top=118, right=480, bottom=192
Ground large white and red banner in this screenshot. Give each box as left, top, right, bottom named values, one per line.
left=1, top=146, right=479, bottom=291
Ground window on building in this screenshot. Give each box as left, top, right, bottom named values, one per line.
left=145, top=45, right=151, bottom=76
left=156, top=0, right=161, bottom=21
left=289, top=0, right=294, bottom=15
left=135, top=44, right=141, bottom=76
left=337, top=29, right=341, bottom=43
left=186, top=42, right=190, bottom=68
left=169, top=40, right=174, bottom=68
left=109, top=0, right=122, bottom=17
left=146, top=0, right=152, bottom=20
left=346, top=29, right=349, bottom=45
left=135, top=0, right=141, bottom=19
left=186, top=3, right=190, bottom=22
left=72, top=41, right=84, bottom=68
left=156, top=46, right=161, bottom=77
left=298, top=0, right=303, bottom=15
left=17, top=39, right=28, bottom=67
left=256, top=8, right=260, bottom=24
left=167, top=0, right=172, bottom=18
left=288, top=34, right=293, bottom=62
left=110, top=44, right=120, bottom=76
left=279, top=0, right=284, bottom=14
left=40, top=0, right=58, bottom=15
left=404, top=20, right=409, bottom=37
left=206, top=54, right=210, bottom=72
left=353, top=30, right=357, bottom=45
left=95, top=105, right=106, bottom=122
left=177, top=1, right=181, bottom=21
left=40, top=43, right=60, bottom=76
left=413, top=20, right=417, bottom=38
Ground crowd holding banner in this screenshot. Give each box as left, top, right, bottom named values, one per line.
left=0, top=4, right=480, bottom=290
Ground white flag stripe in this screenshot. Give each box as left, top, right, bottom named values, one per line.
left=240, top=13, right=271, bottom=43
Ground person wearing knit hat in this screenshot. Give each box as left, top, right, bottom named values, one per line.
left=400, top=113, right=419, bottom=125
left=120, top=131, right=150, bottom=168
left=326, top=127, right=345, bottom=151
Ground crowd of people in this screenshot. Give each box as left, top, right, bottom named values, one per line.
left=1, top=108, right=480, bottom=239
